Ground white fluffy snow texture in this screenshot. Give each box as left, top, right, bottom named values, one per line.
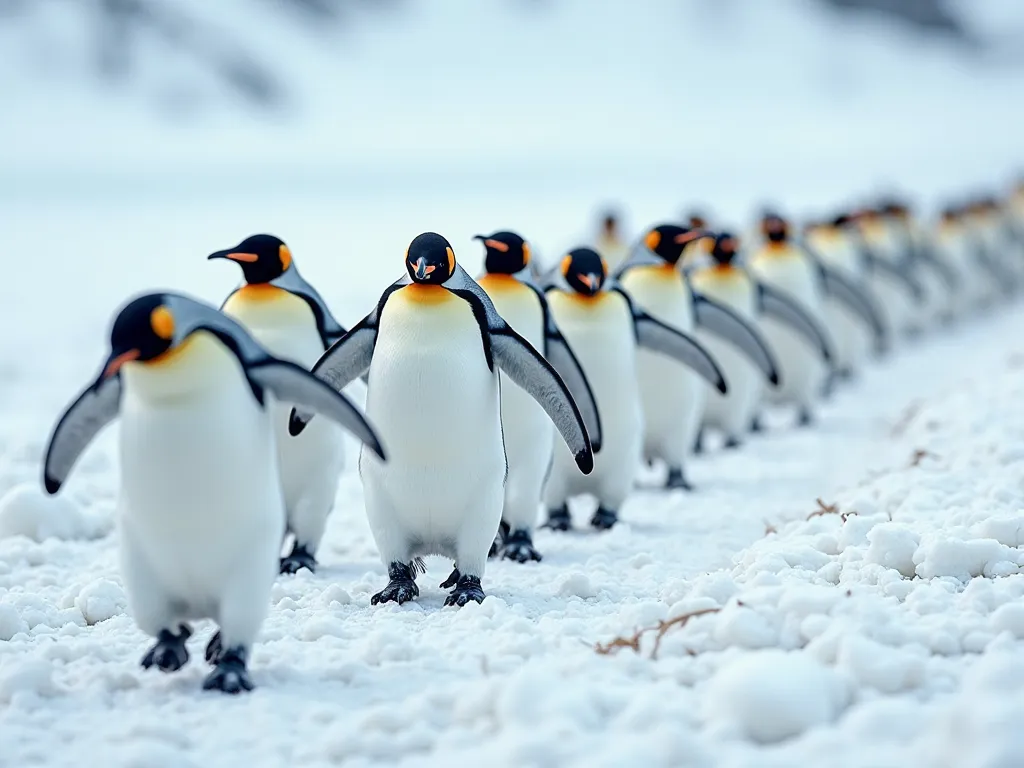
left=3, top=226, right=1024, bottom=765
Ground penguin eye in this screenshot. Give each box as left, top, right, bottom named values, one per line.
left=150, top=306, right=175, bottom=340
left=279, top=244, right=293, bottom=271
left=645, top=230, right=661, bottom=251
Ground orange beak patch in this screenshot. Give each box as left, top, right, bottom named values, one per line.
left=484, top=239, right=509, bottom=252
left=580, top=274, right=598, bottom=290
left=105, top=349, right=141, bottom=378
left=225, top=252, right=259, bottom=263
left=675, top=230, right=707, bottom=245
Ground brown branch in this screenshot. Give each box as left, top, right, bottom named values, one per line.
left=594, top=608, right=721, bottom=659
left=807, top=498, right=839, bottom=519
left=910, top=449, right=937, bottom=467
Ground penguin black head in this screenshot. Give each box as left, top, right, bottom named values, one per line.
left=710, top=232, right=740, bottom=266
left=406, top=232, right=456, bottom=285
left=104, top=293, right=177, bottom=378
left=601, top=210, right=619, bottom=236
left=561, top=247, right=607, bottom=296
left=474, top=231, right=531, bottom=275
left=831, top=213, right=853, bottom=229
left=687, top=212, right=709, bottom=229
left=761, top=213, right=790, bottom=244
left=208, top=234, right=293, bottom=284
left=642, top=224, right=711, bottom=265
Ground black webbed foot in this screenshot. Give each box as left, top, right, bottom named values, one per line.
left=798, top=408, right=814, bottom=427
left=487, top=520, right=511, bottom=559
left=542, top=505, right=572, bottom=532
left=141, top=625, right=192, bottom=673
left=371, top=561, right=420, bottom=605
left=439, top=567, right=461, bottom=590
left=724, top=436, right=742, bottom=450
left=750, top=416, right=764, bottom=433
left=205, top=631, right=222, bottom=665
left=500, top=529, right=542, bottom=563
left=665, top=467, right=693, bottom=491
left=590, top=507, right=618, bottom=530
left=444, top=574, right=485, bottom=607
left=202, top=646, right=253, bottom=694
left=279, top=542, right=317, bottom=575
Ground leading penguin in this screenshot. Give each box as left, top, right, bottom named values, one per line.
left=615, top=224, right=779, bottom=488
left=209, top=234, right=347, bottom=574
left=541, top=247, right=727, bottom=531
left=475, top=230, right=601, bottom=563
left=291, top=233, right=594, bottom=607
left=42, top=293, right=384, bottom=693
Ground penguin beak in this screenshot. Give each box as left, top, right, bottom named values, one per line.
left=103, top=348, right=141, bottom=379
left=208, top=250, right=259, bottom=263
left=675, top=229, right=712, bottom=245
left=412, top=257, right=436, bottom=281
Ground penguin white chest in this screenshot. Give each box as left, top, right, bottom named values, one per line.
left=363, top=286, right=505, bottom=531
left=118, top=334, right=284, bottom=603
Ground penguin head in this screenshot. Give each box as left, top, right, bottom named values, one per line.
left=103, top=293, right=178, bottom=378
left=474, top=231, right=531, bottom=275
left=561, top=247, right=607, bottom=296
left=600, top=210, right=620, bottom=237
left=641, top=224, right=711, bottom=265
left=710, top=232, right=740, bottom=266
left=687, top=212, right=709, bottom=229
left=208, top=234, right=293, bottom=284
left=406, top=232, right=456, bottom=285
left=761, top=213, right=790, bottom=244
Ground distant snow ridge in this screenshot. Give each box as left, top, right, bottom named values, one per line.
left=604, top=363, right=1024, bottom=746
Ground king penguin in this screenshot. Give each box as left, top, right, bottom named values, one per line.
left=747, top=214, right=835, bottom=427
left=475, top=231, right=601, bottom=563
left=540, top=247, right=727, bottom=530
left=615, top=224, right=778, bottom=488
left=42, top=293, right=384, bottom=693
left=209, top=234, right=347, bottom=574
left=291, top=233, right=594, bottom=607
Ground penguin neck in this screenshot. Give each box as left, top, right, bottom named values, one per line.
left=478, top=273, right=523, bottom=290
left=121, top=332, right=244, bottom=404
left=404, top=283, right=451, bottom=304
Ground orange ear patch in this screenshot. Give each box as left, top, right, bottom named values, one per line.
left=522, top=242, right=532, bottom=265
left=150, top=306, right=175, bottom=340
left=446, top=246, right=456, bottom=276
left=561, top=255, right=573, bottom=277
left=279, top=244, right=293, bottom=271
left=484, top=239, right=509, bottom=252
left=645, top=230, right=661, bottom=251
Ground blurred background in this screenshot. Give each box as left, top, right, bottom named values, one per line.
left=1, top=0, right=1023, bottom=348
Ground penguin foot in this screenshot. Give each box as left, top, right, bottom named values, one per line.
left=279, top=543, right=317, bottom=575
left=439, top=567, right=461, bottom=590
left=444, top=574, right=485, bottom=607
left=798, top=409, right=814, bottom=427
left=205, top=631, right=222, bottom=665
left=665, top=468, right=693, bottom=491
left=590, top=507, right=618, bottom=531
left=487, top=520, right=511, bottom=559
left=500, top=529, right=542, bottom=563
left=202, top=647, right=253, bottom=695
left=724, top=436, right=742, bottom=450
left=141, top=626, right=192, bottom=673
left=542, top=505, right=572, bottom=532
left=371, top=561, right=420, bottom=606
left=750, top=416, right=764, bottom=433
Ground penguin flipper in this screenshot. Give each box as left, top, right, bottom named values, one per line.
left=631, top=310, right=728, bottom=394
left=246, top=359, right=384, bottom=458
left=756, top=283, right=834, bottom=364
left=43, top=374, right=122, bottom=495
left=913, top=246, right=958, bottom=292
left=862, top=250, right=925, bottom=303
left=272, top=266, right=347, bottom=346
left=490, top=329, right=595, bottom=474
left=816, top=265, right=888, bottom=353
left=289, top=319, right=377, bottom=434
left=692, top=293, right=780, bottom=385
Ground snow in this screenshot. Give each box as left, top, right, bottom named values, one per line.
left=0, top=483, right=103, bottom=544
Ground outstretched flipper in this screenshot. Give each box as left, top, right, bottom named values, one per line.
left=756, top=283, right=834, bottom=364
left=491, top=329, right=594, bottom=474
left=43, top=373, right=122, bottom=495
left=815, top=264, right=888, bottom=354
left=692, top=293, right=780, bottom=385
left=627, top=304, right=728, bottom=394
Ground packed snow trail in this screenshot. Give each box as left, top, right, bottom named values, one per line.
left=1, top=276, right=1022, bottom=763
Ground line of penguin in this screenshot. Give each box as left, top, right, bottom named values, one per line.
left=38, top=183, right=1024, bottom=693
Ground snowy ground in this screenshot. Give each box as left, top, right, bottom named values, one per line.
left=2, top=196, right=1024, bottom=765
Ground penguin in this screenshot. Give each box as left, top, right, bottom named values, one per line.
left=681, top=212, right=715, bottom=271
left=42, top=293, right=384, bottom=693
left=747, top=214, right=835, bottom=427
left=802, top=215, right=890, bottom=379
left=594, top=209, right=630, bottom=272
left=691, top=233, right=778, bottom=447
left=540, top=247, right=727, bottom=530
left=854, top=206, right=926, bottom=338
left=291, top=232, right=594, bottom=607
left=474, top=230, right=602, bottom=563
left=614, top=224, right=779, bottom=488
left=209, top=234, right=347, bottom=574
left=932, top=205, right=978, bottom=317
